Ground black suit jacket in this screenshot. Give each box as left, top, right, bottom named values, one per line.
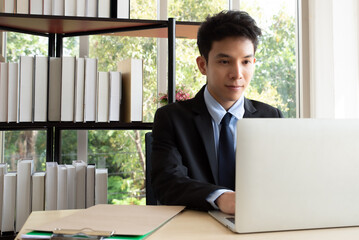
left=151, top=86, right=283, bottom=211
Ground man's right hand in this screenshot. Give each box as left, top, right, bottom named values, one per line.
left=215, top=191, right=235, bottom=214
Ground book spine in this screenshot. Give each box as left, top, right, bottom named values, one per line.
left=32, top=173, right=45, bottom=211
left=60, top=56, right=75, bottom=122
left=86, top=165, right=95, bottom=208
left=19, top=56, right=34, bottom=122
left=34, top=56, right=48, bottom=122
left=16, top=160, right=34, bottom=232
left=1, top=173, right=16, bottom=232
left=48, top=57, right=62, bottom=121
left=97, top=72, right=109, bottom=123
left=0, top=164, right=8, bottom=232
left=7, top=63, right=18, bottom=123
left=43, top=0, right=52, bottom=15
left=52, top=0, right=64, bottom=15
left=30, top=0, right=42, bottom=14
left=95, top=168, right=108, bottom=204
left=73, top=160, right=86, bottom=209
left=57, top=165, right=68, bottom=210
left=0, top=63, right=8, bottom=122
left=45, top=162, right=58, bottom=210
left=17, top=0, right=29, bottom=14
left=66, top=165, right=76, bottom=209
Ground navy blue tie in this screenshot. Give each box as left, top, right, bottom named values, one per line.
left=218, top=112, right=235, bottom=190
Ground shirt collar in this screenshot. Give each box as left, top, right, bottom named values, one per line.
left=204, top=85, right=245, bottom=125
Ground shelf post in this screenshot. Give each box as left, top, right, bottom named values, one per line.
left=54, top=128, right=62, bottom=163
left=168, top=18, right=176, bottom=104
left=56, top=34, right=63, bottom=57
left=46, top=127, right=54, bottom=162
left=48, top=34, right=55, bottom=57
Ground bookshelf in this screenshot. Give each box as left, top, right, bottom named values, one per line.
left=0, top=13, right=200, bottom=163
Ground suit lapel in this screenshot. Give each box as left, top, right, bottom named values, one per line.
left=243, top=97, right=257, bottom=118
left=192, top=87, right=219, bottom=184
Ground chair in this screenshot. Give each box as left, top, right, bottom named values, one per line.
left=145, top=132, right=157, bottom=205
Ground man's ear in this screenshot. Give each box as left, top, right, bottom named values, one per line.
left=196, top=56, right=207, bottom=75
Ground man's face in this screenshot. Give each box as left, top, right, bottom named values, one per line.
left=196, top=37, right=256, bottom=110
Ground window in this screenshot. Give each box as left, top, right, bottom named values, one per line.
left=241, top=0, right=297, bottom=118
left=1, top=0, right=299, bottom=204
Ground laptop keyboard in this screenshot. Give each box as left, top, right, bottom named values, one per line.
left=226, top=217, right=235, bottom=224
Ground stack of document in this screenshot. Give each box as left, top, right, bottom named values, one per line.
left=20, top=204, right=185, bottom=239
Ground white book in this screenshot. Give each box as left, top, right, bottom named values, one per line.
left=34, top=56, right=48, bottom=122
left=48, top=57, right=62, bottom=121
left=76, top=0, right=85, bottom=16
left=32, top=172, right=45, bottom=211
left=86, top=0, right=97, bottom=17
left=117, top=0, right=129, bottom=18
left=4, top=0, right=15, bottom=13
left=64, top=0, right=76, bottom=16
left=43, top=0, right=52, bottom=15
left=0, top=0, right=4, bottom=12
left=7, top=63, right=18, bottom=123
left=109, top=72, right=121, bottom=122
left=57, top=165, right=68, bottom=210
left=73, top=160, right=86, bottom=209
left=1, top=172, right=16, bottom=233
left=95, top=168, right=108, bottom=204
left=17, top=0, right=29, bottom=14
left=75, top=58, right=85, bottom=122
left=84, top=58, right=97, bottom=122
left=16, top=159, right=34, bottom=232
left=45, top=162, right=58, bottom=210
left=61, top=56, right=75, bottom=122
left=86, top=165, right=95, bottom=208
left=0, top=164, right=8, bottom=232
left=0, top=63, right=8, bottom=122
left=19, top=56, right=34, bottom=122
left=30, top=0, right=42, bottom=14
left=66, top=164, right=76, bottom=209
left=97, top=72, right=109, bottom=122
left=117, top=58, right=143, bottom=122
left=52, top=0, right=64, bottom=15
left=97, top=0, right=109, bottom=18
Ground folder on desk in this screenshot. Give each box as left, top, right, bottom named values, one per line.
left=30, top=204, right=185, bottom=238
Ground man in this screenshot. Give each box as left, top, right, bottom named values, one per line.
left=151, top=10, right=283, bottom=215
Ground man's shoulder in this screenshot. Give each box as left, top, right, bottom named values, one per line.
left=244, top=98, right=283, bottom=118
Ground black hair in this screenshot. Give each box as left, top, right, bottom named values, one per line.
left=197, top=10, right=262, bottom=61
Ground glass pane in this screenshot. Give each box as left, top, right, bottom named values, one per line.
left=130, top=0, right=157, bottom=19
left=6, top=32, right=48, bottom=61
left=168, top=0, right=229, bottom=97
left=63, top=37, right=79, bottom=57
left=168, top=0, right=228, bottom=21
left=88, top=130, right=148, bottom=205
left=241, top=0, right=297, bottom=118
left=61, top=130, right=78, bottom=164
left=89, top=35, right=157, bottom=123
left=3, top=130, right=47, bottom=172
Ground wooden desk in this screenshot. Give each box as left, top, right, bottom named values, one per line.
left=17, top=209, right=359, bottom=240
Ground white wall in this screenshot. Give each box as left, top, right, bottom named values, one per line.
left=306, top=0, right=359, bottom=118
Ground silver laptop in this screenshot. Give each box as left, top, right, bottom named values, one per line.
left=209, top=119, right=359, bottom=233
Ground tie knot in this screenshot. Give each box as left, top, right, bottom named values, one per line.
left=221, top=112, right=232, bottom=126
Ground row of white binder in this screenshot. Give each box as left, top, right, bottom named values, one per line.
left=0, top=56, right=123, bottom=123
left=0, top=0, right=130, bottom=19
left=0, top=160, right=108, bottom=233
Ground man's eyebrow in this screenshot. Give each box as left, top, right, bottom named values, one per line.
left=215, top=53, right=231, bottom=58
left=214, top=53, right=254, bottom=58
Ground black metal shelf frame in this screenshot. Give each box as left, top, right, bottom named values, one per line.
left=0, top=16, right=176, bottom=164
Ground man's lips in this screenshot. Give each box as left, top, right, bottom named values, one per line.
left=226, top=85, right=244, bottom=89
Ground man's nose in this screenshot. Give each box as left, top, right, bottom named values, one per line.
left=229, top=63, right=243, bottom=80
